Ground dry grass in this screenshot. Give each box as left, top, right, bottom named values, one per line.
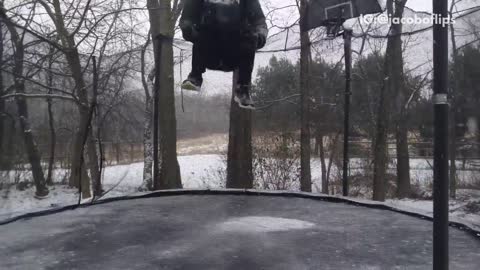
left=177, top=133, right=228, bottom=156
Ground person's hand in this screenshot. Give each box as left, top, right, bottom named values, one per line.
left=256, top=33, right=266, bottom=49
left=180, top=21, right=199, bottom=42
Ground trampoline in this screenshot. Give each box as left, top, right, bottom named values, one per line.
left=1, top=190, right=479, bottom=270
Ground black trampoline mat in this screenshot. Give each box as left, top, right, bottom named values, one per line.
left=1, top=194, right=479, bottom=270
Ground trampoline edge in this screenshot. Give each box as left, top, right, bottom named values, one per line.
left=1, top=188, right=479, bottom=241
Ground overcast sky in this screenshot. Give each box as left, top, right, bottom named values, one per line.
left=409, top=2, right=432, bottom=12
left=179, top=0, right=468, bottom=95
left=377, top=0, right=432, bottom=12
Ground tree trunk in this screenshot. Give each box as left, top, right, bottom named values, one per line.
left=4, top=115, right=15, bottom=169
left=47, top=0, right=93, bottom=197
left=319, top=134, right=328, bottom=194
left=0, top=24, right=5, bottom=169
left=88, top=57, right=101, bottom=196
left=373, top=93, right=388, bottom=201
left=66, top=49, right=92, bottom=199
left=227, top=71, right=253, bottom=188
left=327, top=133, right=341, bottom=191
left=0, top=22, right=6, bottom=170
left=46, top=49, right=55, bottom=186
left=449, top=11, right=458, bottom=199
left=148, top=0, right=182, bottom=189
left=449, top=111, right=457, bottom=199
left=87, top=132, right=101, bottom=196
left=46, top=94, right=56, bottom=186
left=477, top=119, right=480, bottom=165
left=314, top=135, right=320, bottom=155
left=141, top=97, right=154, bottom=191
left=373, top=0, right=408, bottom=201
left=1, top=11, right=49, bottom=198
left=140, top=33, right=153, bottom=191
left=1, top=115, right=15, bottom=170
left=299, top=0, right=312, bottom=192
left=0, top=95, right=4, bottom=169
left=396, top=111, right=411, bottom=198
left=392, top=0, right=410, bottom=198
left=67, top=49, right=93, bottom=198
left=17, top=95, right=49, bottom=198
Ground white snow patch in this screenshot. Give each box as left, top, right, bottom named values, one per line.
left=154, top=245, right=192, bottom=259
left=0, top=154, right=225, bottom=219
left=215, top=216, right=316, bottom=233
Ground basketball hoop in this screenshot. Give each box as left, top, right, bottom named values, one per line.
left=304, top=0, right=382, bottom=32
left=323, top=18, right=346, bottom=38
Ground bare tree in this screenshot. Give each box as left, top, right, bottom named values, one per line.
left=0, top=20, right=5, bottom=169
left=0, top=0, right=144, bottom=198
left=139, top=34, right=153, bottom=191
left=227, top=71, right=253, bottom=188
left=45, top=45, right=56, bottom=186
left=33, top=0, right=94, bottom=197
left=0, top=3, right=49, bottom=198
left=448, top=0, right=463, bottom=199
left=298, top=0, right=312, bottom=192
left=392, top=0, right=411, bottom=199
left=373, top=0, right=408, bottom=201
left=147, top=0, right=182, bottom=189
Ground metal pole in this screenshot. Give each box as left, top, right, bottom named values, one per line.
left=342, top=29, right=352, bottom=197
left=433, top=0, right=449, bottom=268
left=152, top=35, right=163, bottom=190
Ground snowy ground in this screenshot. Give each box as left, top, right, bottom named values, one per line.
left=0, top=155, right=225, bottom=219
left=1, top=154, right=479, bottom=231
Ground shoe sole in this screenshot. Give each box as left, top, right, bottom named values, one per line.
left=234, top=96, right=255, bottom=110
left=181, top=81, right=201, bottom=92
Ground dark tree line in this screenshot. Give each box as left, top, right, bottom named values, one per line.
left=250, top=38, right=480, bottom=198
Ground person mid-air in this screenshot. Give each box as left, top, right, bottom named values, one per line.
left=180, top=0, right=268, bottom=110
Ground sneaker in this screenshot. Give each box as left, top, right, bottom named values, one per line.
left=182, top=73, right=203, bottom=91
left=234, top=85, right=255, bottom=110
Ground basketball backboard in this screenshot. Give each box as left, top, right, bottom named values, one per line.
left=305, top=0, right=383, bottom=31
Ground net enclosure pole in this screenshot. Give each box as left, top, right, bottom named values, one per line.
left=342, top=29, right=352, bottom=197
left=153, top=35, right=163, bottom=189
left=432, top=0, right=450, bottom=268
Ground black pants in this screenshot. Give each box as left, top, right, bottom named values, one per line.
left=191, top=29, right=257, bottom=87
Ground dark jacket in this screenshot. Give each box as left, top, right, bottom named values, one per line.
left=180, top=0, right=268, bottom=40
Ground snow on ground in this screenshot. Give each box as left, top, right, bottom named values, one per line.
left=384, top=190, right=480, bottom=231
left=0, top=154, right=225, bottom=220
left=1, top=154, right=479, bottom=231
left=215, top=216, right=316, bottom=233
left=100, top=154, right=225, bottom=190
left=177, top=134, right=228, bottom=156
